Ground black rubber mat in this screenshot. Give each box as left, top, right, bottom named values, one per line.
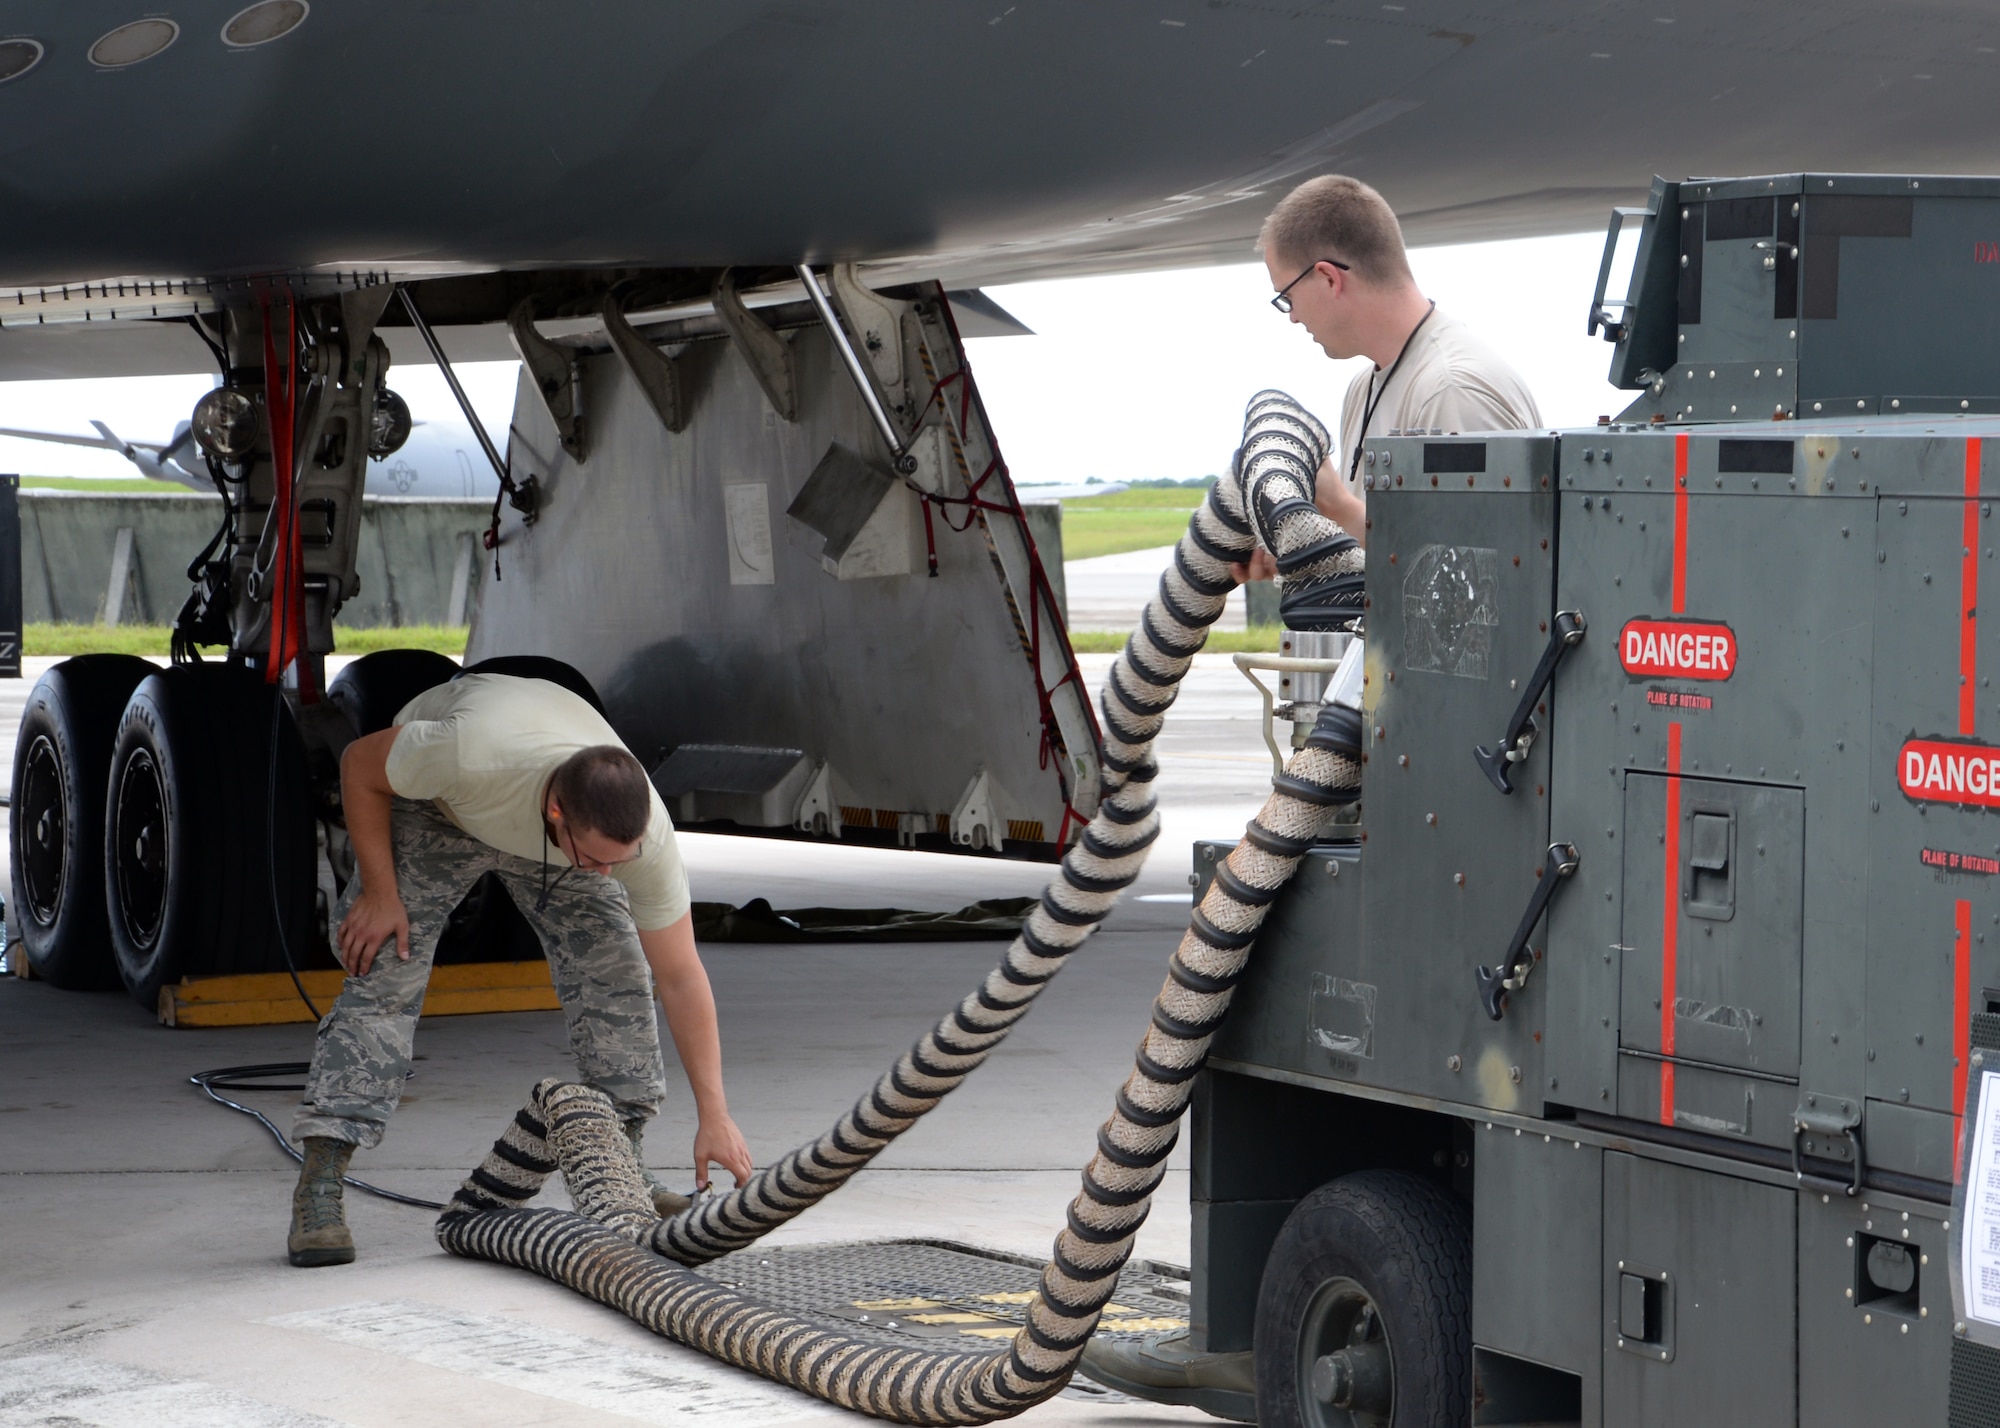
left=691, top=1238, right=1189, bottom=1349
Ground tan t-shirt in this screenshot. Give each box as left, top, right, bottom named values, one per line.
left=1335, top=307, right=1542, bottom=498
left=385, top=674, right=691, bottom=931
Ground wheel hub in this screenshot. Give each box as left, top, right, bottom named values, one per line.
left=1297, top=1279, right=1393, bottom=1427
left=113, top=748, right=169, bottom=949
left=18, top=734, right=67, bottom=924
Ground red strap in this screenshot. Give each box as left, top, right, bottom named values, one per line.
left=908, top=308, right=1102, bottom=848
left=260, top=294, right=304, bottom=687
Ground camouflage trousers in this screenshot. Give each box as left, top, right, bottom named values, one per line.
left=293, top=797, right=668, bottom=1149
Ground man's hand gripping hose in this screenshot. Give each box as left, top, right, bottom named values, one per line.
left=434, top=391, right=1364, bottom=1424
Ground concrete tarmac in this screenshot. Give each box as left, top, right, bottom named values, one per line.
left=0, top=648, right=1285, bottom=1427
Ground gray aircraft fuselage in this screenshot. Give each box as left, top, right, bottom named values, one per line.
left=4, top=0, right=2000, bottom=313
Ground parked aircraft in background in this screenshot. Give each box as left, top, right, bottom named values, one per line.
left=0, top=416, right=502, bottom=498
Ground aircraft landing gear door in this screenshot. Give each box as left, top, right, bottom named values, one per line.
left=1603, top=1153, right=1796, bottom=1425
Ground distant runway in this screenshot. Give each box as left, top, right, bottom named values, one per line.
left=1062, top=545, right=1249, bottom=631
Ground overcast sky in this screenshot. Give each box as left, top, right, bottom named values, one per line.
left=0, top=230, right=1632, bottom=487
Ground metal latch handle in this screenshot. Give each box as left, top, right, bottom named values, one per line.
left=1474, top=610, right=1586, bottom=794
left=1792, top=1104, right=1865, bottom=1197
left=1476, top=842, right=1580, bottom=1021
left=1589, top=207, right=1652, bottom=342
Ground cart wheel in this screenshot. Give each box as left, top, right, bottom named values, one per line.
left=1253, top=1170, right=1471, bottom=1428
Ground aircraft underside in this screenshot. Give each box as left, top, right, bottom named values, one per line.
left=6, top=260, right=1099, bottom=1004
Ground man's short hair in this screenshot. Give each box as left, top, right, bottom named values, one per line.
left=550, top=746, right=651, bottom=844
left=1258, top=175, right=1413, bottom=287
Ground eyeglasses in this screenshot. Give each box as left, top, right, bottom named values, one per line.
left=1271, top=258, right=1350, bottom=313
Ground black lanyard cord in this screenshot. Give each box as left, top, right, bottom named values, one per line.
left=1346, top=301, right=1437, bottom=487
left=538, top=817, right=576, bottom=912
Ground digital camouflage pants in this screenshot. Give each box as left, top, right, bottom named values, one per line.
left=293, top=797, right=668, bottom=1149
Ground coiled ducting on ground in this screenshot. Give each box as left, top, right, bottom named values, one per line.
left=1232, top=388, right=1366, bottom=632
left=436, top=391, right=1365, bottom=1424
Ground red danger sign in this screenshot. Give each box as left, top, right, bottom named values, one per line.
left=1901, top=739, right=2000, bottom=806
left=1619, top=619, right=1737, bottom=681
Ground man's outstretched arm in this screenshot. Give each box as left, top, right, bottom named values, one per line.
left=639, top=913, right=754, bottom=1189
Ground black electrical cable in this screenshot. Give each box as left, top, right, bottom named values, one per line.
left=187, top=1063, right=444, bottom=1210
left=183, top=313, right=229, bottom=374
left=267, top=694, right=322, bottom=1021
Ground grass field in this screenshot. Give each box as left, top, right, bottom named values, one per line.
left=25, top=621, right=1275, bottom=658
left=25, top=623, right=469, bottom=658
left=18, top=477, right=190, bottom=494
left=1053, top=485, right=1207, bottom=561
left=1067, top=625, right=1282, bottom=654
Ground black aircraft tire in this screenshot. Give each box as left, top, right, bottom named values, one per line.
left=326, top=647, right=460, bottom=737
left=105, top=664, right=319, bottom=1008
left=1252, top=1170, right=1471, bottom=1428
left=9, top=655, right=160, bottom=989
left=456, top=654, right=605, bottom=716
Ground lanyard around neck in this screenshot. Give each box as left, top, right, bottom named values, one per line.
left=1347, top=301, right=1437, bottom=486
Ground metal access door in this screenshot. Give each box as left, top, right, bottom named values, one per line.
left=1602, top=1152, right=1796, bottom=1427
left=1617, top=774, right=1805, bottom=1147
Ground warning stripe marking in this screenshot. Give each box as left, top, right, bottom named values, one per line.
left=1957, top=897, right=1973, bottom=1177
left=1964, top=437, right=1982, bottom=736
left=1660, top=720, right=1683, bottom=1126
left=1672, top=433, right=1689, bottom=614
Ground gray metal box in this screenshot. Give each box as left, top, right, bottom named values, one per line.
left=1348, top=434, right=1558, bottom=1112
left=1605, top=175, right=2000, bottom=424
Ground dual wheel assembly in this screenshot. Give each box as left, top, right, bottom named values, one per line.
left=12, top=656, right=321, bottom=1004
left=10, top=649, right=601, bottom=1005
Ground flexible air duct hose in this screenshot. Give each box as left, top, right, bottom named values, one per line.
left=1232, top=390, right=1366, bottom=631
left=436, top=392, right=1365, bottom=1424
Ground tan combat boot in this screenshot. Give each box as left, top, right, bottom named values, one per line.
left=623, top=1121, right=693, bottom=1217
left=288, top=1136, right=357, bottom=1267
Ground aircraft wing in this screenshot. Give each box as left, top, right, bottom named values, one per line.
left=4, top=1, right=2000, bottom=381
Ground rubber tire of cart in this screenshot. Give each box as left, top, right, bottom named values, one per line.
left=9, top=655, right=160, bottom=989
left=326, top=647, right=461, bottom=737
left=455, top=654, right=606, bottom=716
left=104, top=664, right=320, bottom=1008
left=1252, top=1169, right=1471, bottom=1428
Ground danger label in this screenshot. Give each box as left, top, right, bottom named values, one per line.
left=1620, top=619, right=1737, bottom=681
left=1900, top=738, right=2000, bottom=806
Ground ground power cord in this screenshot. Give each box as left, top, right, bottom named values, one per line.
left=188, top=1063, right=444, bottom=1211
